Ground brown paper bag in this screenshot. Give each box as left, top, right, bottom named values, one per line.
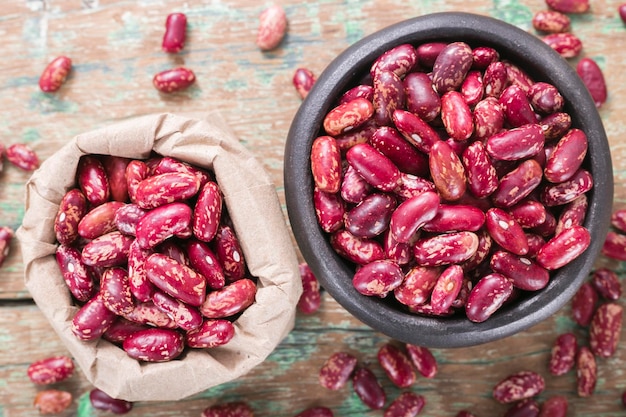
left=16, top=112, right=302, bottom=402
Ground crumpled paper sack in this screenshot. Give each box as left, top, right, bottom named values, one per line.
left=16, top=112, right=302, bottom=402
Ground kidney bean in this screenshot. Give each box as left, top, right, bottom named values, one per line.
left=571, top=282, right=598, bottom=327
left=124, top=301, right=177, bottom=328
left=492, top=371, right=545, bottom=404
left=186, top=318, right=235, bottom=348
left=384, top=392, right=425, bottom=417
left=311, top=136, right=341, bottom=194
left=500, top=85, right=537, bottom=127
left=162, top=12, right=186, bottom=53
left=314, top=188, right=345, bottom=233
left=490, top=251, right=549, bottom=291
left=346, top=193, right=396, bottom=239
left=352, top=367, right=386, bottom=410
left=528, top=82, right=564, bottom=115
left=330, top=229, right=384, bottom=265
left=101, top=267, right=134, bottom=316
left=134, top=171, right=200, bottom=210
left=152, top=291, right=202, bottom=331
left=441, top=91, right=474, bottom=141
left=389, top=191, right=439, bottom=243
left=416, top=42, right=446, bottom=68
left=538, top=396, right=568, bottom=417
left=405, top=344, right=437, bottom=378
left=430, top=265, right=464, bottom=314
left=339, top=85, right=374, bottom=105
left=127, top=240, right=155, bottom=302
left=373, top=70, right=406, bottom=126
left=377, top=343, right=416, bottom=388
left=431, top=41, right=473, bottom=94
left=202, top=402, right=254, bottom=417
left=56, top=245, right=96, bottom=302
left=33, top=390, right=72, bottom=414
left=294, top=407, right=334, bottom=417
left=549, top=333, right=577, bottom=376
left=429, top=140, right=467, bottom=201
left=394, top=173, right=436, bottom=200
left=340, top=165, right=372, bottom=204
left=100, top=155, right=131, bottom=203
left=544, top=128, right=588, bottom=184
left=536, top=225, right=590, bottom=270
left=135, top=202, right=193, bottom=249
left=125, top=159, right=148, bottom=204
left=460, top=70, right=484, bottom=106
left=530, top=210, right=557, bottom=238
left=145, top=253, right=206, bottom=306
left=200, top=278, right=256, bottom=318
left=81, top=231, right=134, bottom=268
left=78, top=201, right=125, bottom=239
left=72, top=293, right=117, bottom=341
left=319, top=351, right=358, bottom=390
left=353, top=259, right=404, bottom=297
left=370, top=127, right=428, bottom=177
left=256, top=4, right=287, bottom=50
left=414, top=231, right=479, bottom=267
left=293, top=67, right=316, bottom=99
left=394, top=266, right=439, bottom=307
left=403, top=72, right=441, bottom=122
left=591, top=268, right=621, bottom=301
left=509, top=200, right=547, bottom=229
left=39, top=56, right=72, bottom=92
left=392, top=109, right=441, bottom=154
left=371, top=43, right=417, bottom=78
left=611, top=208, right=626, bottom=232
left=486, top=208, right=529, bottom=256
left=193, top=181, right=222, bottom=242
left=54, top=189, right=88, bottom=245
left=423, top=205, right=485, bottom=233
left=555, top=194, right=587, bottom=235
left=465, top=273, right=514, bottom=323
left=486, top=124, right=545, bottom=161
left=483, top=61, right=507, bottom=98
left=461, top=229, right=493, bottom=272
left=602, top=231, right=626, bottom=260
left=383, top=229, right=412, bottom=265
left=153, top=67, right=196, bottom=93
left=547, top=0, right=589, bottom=13
left=6, top=143, right=39, bottom=171
left=103, top=317, right=150, bottom=344
left=27, top=356, right=74, bottom=385
left=590, top=302, right=623, bottom=358
left=576, top=57, right=607, bottom=108
left=78, top=155, right=111, bottom=206
left=504, top=61, right=534, bottom=93
left=543, top=33, right=583, bottom=58
left=346, top=143, right=401, bottom=192
left=462, top=141, right=499, bottom=199
left=113, top=203, right=146, bottom=236
left=576, top=346, right=597, bottom=397
left=532, top=10, right=570, bottom=33
left=492, top=160, right=543, bottom=208
left=89, top=388, right=133, bottom=414
left=186, top=239, right=225, bottom=290
left=123, top=328, right=184, bottom=362
left=214, top=224, right=247, bottom=281
left=324, top=98, right=374, bottom=137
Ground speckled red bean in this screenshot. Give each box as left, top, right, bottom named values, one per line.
left=576, top=346, right=596, bottom=397
left=200, top=278, right=256, bottom=318
left=393, top=266, right=438, bottom=308
left=72, top=293, right=117, bottom=341
left=297, top=262, right=321, bottom=314
left=405, top=344, right=437, bottom=378
left=423, top=204, right=485, bottom=233
left=460, top=70, right=484, bottom=106
left=339, top=85, right=375, bottom=105
left=547, top=0, right=589, bottom=14
left=509, top=200, right=547, bottom=229
left=353, top=259, right=404, bottom=297
left=540, top=112, right=572, bottom=142
left=123, top=328, right=184, bottom=362
left=492, top=159, right=543, bottom=208
left=6, top=143, right=39, bottom=171
left=346, top=143, right=401, bottom=192
left=319, top=351, right=358, bottom=390
left=403, top=72, right=441, bottom=122
left=373, top=72, right=405, bottom=126
left=549, top=333, right=577, bottom=376
left=591, top=268, right=622, bottom=301
left=330, top=229, right=384, bottom=265
left=54, top=189, right=88, bottom=245
left=486, top=124, right=545, bottom=162
left=490, top=251, right=550, bottom=291
left=89, top=388, right=133, bottom=414
left=186, top=318, right=235, bottom=348
left=589, top=302, right=623, bottom=358
left=78, top=155, right=111, bottom=206
left=555, top=194, right=587, bottom=235
left=465, top=273, right=513, bottom=323
left=544, top=129, right=587, bottom=183
left=81, top=231, right=134, bottom=268
left=33, top=390, right=73, bottom=415
left=503, top=399, right=540, bottom=417
left=201, top=402, right=254, bottom=417
left=462, top=141, right=499, bottom=199
left=352, top=367, right=386, bottom=410
left=602, top=231, right=626, bottom=261
left=126, top=160, right=149, bottom=204
left=492, top=370, right=545, bottom=404
left=430, top=265, right=464, bottom=314
left=113, top=203, right=146, bottom=236
left=392, top=109, right=441, bottom=154
left=293, top=67, right=316, bottom=99
left=193, top=181, right=222, bottom=242
left=576, top=57, right=607, bottom=108
left=486, top=208, right=529, bottom=256
left=504, top=61, right=535, bottom=93
left=538, top=396, right=568, bottom=417
left=431, top=41, right=474, bottom=94
left=134, top=171, right=200, bottom=210
left=187, top=239, right=225, bottom=290
left=370, top=127, right=428, bottom=177
left=416, top=42, right=446, bottom=68
left=145, top=252, right=206, bottom=306
left=256, top=4, right=287, bottom=51
left=429, top=140, right=467, bottom=202
left=543, top=33, right=583, bottom=58
left=314, top=188, right=345, bottom=233
left=27, top=356, right=74, bottom=385
left=78, top=201, right=125, bottom=239
left=389, top=191, right=439, bottom=243
left=39, top=56, right=72, bottom=92
left=323, top=98, right=374, bottom=137
left=214, top=224, right=246, bottom=282
left=101, top=267, right=134, bottom=316
left=500, top=85, right=537, bottom=127
left=162, top=12, right=187, bottom=53
left=311, top=136, right=342, bottom=194
left=153, top=67, right=196, bottom=93
left=414, top=231, right=479, bottom=267
left=377, top=343, right=416, bottom=388
left=472, top=46, right=499, bottom=69
left=528, top=82, right=564, bottom=114
left=123, top=301, right=177, bottom=328
left=394, top=173, right=436, bottom=200
left=346, top=193, right=397, bottom=239
left=440, top=91, right=474, bottom=141
left=371, top=43, right=417, bottom=78
left=55, top=245, right=96, bottom=302
left=384, top=392, right=425, bottom=417
left=536, top=225, right=591, bottom=270
left=152, top=291, right=203, bottom=331
left=611, top=208, right=626, bottom=232
left=532, top=10, right=571, bottom=33
left=135, top=202, right=193, bottom=249
left=571, top=282, right=598, bottom=327
left=102, top=318, right=150, bottom=344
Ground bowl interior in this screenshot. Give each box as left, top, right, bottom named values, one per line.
left=284, top=12, right=613, bottom=348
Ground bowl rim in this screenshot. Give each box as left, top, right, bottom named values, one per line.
left=284, top=11, right=613, bottom=348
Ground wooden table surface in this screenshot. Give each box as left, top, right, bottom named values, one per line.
left=2, top=0, right=626, bottom=416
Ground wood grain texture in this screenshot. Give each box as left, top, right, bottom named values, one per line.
left=1, top=0, right=626, bottom=415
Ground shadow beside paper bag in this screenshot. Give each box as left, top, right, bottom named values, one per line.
left=16, top=112, right=302, bottom=402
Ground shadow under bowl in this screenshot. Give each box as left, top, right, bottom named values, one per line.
left=284, top=12, right=613, bottom=348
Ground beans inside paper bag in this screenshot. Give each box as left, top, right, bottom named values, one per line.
left=17, top=112, right=302, bottom=402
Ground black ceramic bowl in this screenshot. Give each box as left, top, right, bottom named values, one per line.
left=284, top=12, right=613, bottom=348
